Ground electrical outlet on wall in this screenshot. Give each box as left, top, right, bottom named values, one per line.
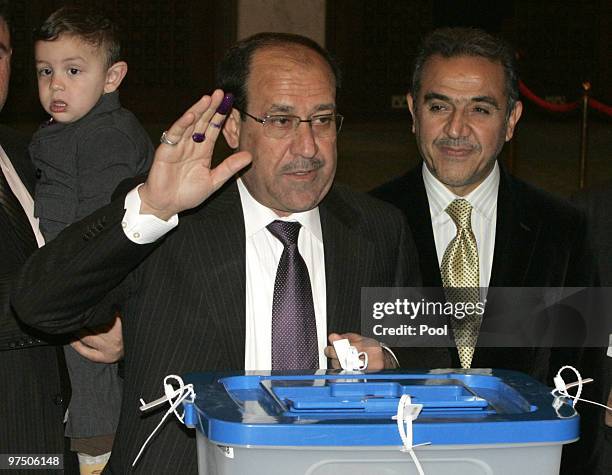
left=391, top=95, right=408, bottom=109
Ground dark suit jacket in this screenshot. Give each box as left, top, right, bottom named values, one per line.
left=371, top=163, right=600, bottom=474
left=12, top=180, right=419, bottom=474
left=571, top=183, right=612, bottom=475
left=371, top=164, right=594, bottom=371
left=0, top=125, right=75, bottom=473
left=574, top=182, right=612, bottom=286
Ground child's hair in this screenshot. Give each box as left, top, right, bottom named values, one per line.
left=34, top=5, right=120, bottom=67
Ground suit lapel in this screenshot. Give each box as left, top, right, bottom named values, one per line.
left=0, top=127, right=38, bottom=255
left=400, top=165, right=539, bottom=287
left=188, top=181, right=247, bottom=368
left=0, top=126, right=35, bottom=193
left=489, top=170, right=538, bottom=287
left=402, top=167, right=443, bottom=286
left=376, top=168, right=454, bottom=366
left=474, top=169, right=541, bottom=368
left=320, top=187, right=376, bottom=334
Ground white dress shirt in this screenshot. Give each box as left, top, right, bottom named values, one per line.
left=122, top=180, right=328, bottom=370
left=238, top=179, right=327, bottom=370
left=122, top=184, right=178, bottom=244
left=422, top=161, right=500, bottom=288
left=0, top=145, right=45, bottom=247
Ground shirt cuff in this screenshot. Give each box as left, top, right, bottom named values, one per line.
left=380, top=342, right=400, bottom=368
left=122, top=185, right=178, bottom=244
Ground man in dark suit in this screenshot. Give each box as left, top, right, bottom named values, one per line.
left=0, top=2, right=65, bottom=467
left=12, top=33, right=418, bottom=473
left=371, top=27, right=599, bottom=473
left=0, top=3, right=122, bottom=473
left=0, top=127, right=69, bottom=467
left=372, top=26, right=593, bottom=371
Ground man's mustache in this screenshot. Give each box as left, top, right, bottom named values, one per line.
left=280, top=158, right=324, bottom=173
left=434, top=138, right=481, bottom=151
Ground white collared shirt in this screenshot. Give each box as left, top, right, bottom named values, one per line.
left=238, top=179, right=327, bottom=370
left=422, top=161, right=500, bottom=288
left=0, top=146, right=45, bottom=248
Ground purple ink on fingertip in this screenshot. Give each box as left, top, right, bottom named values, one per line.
left=216, top=93, right=234, bottom=115
left=192, top=132, right=205, bottom=143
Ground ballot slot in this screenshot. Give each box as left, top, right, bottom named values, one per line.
left=260, top=377, right=491, bottom=415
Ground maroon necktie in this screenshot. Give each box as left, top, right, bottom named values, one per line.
left=267, top=220, right=319, bottom=370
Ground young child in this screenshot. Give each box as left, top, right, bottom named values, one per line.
left=29, top=7, right=153, bottom=474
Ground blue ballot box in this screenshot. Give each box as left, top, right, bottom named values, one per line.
left=182, top=370, right=578, bottom=475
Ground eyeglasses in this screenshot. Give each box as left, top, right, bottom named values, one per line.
left=238, top=109, right=344, bottom=139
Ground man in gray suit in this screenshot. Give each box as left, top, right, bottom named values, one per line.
left=13, top=33, right=419, bottom=473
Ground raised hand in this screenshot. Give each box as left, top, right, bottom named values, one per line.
left=139, top=90, right=252, bottom=220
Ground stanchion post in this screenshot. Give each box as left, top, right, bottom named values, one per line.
left=579, top=81, right=590, bottom=189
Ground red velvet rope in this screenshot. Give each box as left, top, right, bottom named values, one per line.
left=519, top=80, right=612, bottom=117
left=588, top=97, right=612, bottom=117
left=519, top=80, right=579, bottom=112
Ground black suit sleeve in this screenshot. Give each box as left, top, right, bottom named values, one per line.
left=11, top=196, right=158, bottom=334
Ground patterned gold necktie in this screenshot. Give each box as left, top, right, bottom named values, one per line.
left=440, top=199, right=481, bottom=369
